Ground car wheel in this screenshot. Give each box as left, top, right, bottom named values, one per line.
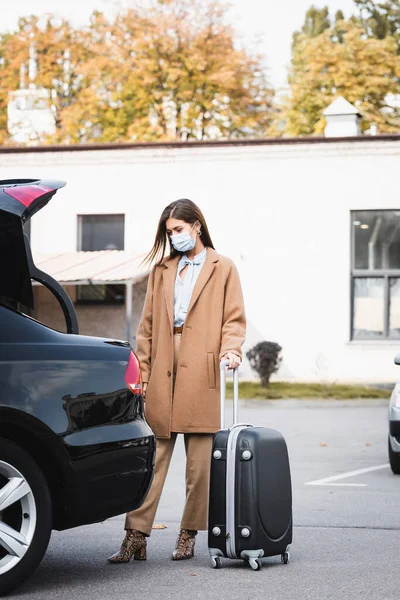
left=0, top=438, right=52, bottom=596
left=388, top=436, right=400, bottom=475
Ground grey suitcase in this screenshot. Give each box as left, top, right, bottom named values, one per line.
left=208, top=360, right=293, bottom=570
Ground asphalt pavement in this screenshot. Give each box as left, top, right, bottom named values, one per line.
left=9, top=399, right=400, bottom=600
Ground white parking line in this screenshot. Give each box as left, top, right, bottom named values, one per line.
left=305, top=463, right=390, bottom=487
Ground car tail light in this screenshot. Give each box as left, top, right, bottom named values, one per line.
left=124, top=351, right=142, bottom=395
left=4, top=184, right=53, bottom=208
left=392, top=384, right=400, bottom=408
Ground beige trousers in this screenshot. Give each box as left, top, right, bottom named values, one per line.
left=125, top=333, right=214, bottom=536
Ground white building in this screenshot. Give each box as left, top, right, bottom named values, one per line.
left=8, top=88, right=56, bottom=145
left=7, top=44, right=56, bottom=145
left=2, top=99, right=400, bottom=384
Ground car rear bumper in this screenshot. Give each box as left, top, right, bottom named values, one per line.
left=389, top=432, right=400, bottom=453
left=56, top=420, right=156, bottom=530
left=390, top=420, right=400, bottom=437
left=389, top=403, right=400, bottom=446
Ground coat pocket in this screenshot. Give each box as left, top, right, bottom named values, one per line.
left=207, top=353, right=216, bottom=389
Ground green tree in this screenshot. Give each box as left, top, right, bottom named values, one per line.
left=299, top=5, right=331, bottom=38
left=355, top=0, right=400, bottom=43
left=335, top=10, right=345, bottom=22
left=291, top=5, right=331, bottom=52
left=283, top=18, right=400, bottom=136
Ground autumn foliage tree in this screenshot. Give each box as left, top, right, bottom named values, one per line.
left=0, top=0, right=274, bottom=145
left=0, top=16, right=92, bottom=145
left=283, top=7, right=400, bottom=136
left=355, top=0, right=400, bottom=46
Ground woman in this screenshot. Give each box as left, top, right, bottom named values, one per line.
left=108, top=198, right=246, bottom=563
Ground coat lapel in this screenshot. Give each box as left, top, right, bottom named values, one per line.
left=162, top=254, right=180, bottom=334
left=162, top=248, right=219, bottom=331
left=186, top=248, right=219, bottom=319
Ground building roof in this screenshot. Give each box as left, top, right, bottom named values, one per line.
left=1, top=133, right=400, bottom=154
left=33, top=251, right=150, bottom=284
left=323, top=96, right=362, bottom=117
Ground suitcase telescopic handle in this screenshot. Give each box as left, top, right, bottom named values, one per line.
left=220, top=359, right=239, bottom=429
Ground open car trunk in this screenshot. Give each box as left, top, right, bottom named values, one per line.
left=0, top=179, right=78, bottom=333
left=0, top=179, right=65, bottom=309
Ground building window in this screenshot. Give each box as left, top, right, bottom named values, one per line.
left=351, top=210, right=400, bottom=339
left=76, top=284, right=125, bottom=304
left=78, top=214, right=125, bottom=251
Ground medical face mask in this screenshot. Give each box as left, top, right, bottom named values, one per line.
left=170, top=225, right=197, bottom=252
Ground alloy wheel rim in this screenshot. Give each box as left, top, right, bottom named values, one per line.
left=0, top=460, right=37, bottom=576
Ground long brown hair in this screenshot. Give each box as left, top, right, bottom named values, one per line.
left=143, top=199, right=215, bottom=266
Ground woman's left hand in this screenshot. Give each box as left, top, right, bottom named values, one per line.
left=223, top=352, right=241, bottom=370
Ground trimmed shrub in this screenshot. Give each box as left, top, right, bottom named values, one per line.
left=246, top=341, right=282, bottom=387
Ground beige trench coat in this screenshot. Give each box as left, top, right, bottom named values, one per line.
left=136, top=247, right=246, bottom=439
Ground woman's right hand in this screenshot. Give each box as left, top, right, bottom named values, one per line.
left=142, top=382, right=148, bottom=399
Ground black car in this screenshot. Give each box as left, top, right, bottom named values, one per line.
left=0, top=179, right=155, bottom=596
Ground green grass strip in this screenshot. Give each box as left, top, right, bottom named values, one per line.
left=225, top=381, right=392, bottom=400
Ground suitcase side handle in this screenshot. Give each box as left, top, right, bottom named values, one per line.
left=220, top=360, right=239, bottom=429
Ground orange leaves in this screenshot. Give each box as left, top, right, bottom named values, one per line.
left=283, top=18, right=400, bottom=136
left=0, top=0, right=274, bottom=145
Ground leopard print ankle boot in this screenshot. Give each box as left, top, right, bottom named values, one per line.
left=172, top=529, right=198, bottom=560
left=108, top=529, right=147, bottom=563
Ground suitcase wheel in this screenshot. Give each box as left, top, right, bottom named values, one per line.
left=281, top=551, right=290, bottom=565
left=211, top=557, right=222, bottom=569
left=249, top=558, right=262, bottom=571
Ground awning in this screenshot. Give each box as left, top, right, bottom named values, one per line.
left=33, top=251, right=150, bottom=284
left=32, top=251, right=151, bottom=343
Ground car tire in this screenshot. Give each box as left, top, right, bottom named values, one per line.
left=388, top=436, right=400, bottom=475
left=0, top=438, right=52, bottom=596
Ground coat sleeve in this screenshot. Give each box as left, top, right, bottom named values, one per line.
left=136, top=266, right=156, bottom=384
left=219, top=261, right=246, bottom=361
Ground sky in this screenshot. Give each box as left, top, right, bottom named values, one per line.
left=3, top=0, right=357, bottom=89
